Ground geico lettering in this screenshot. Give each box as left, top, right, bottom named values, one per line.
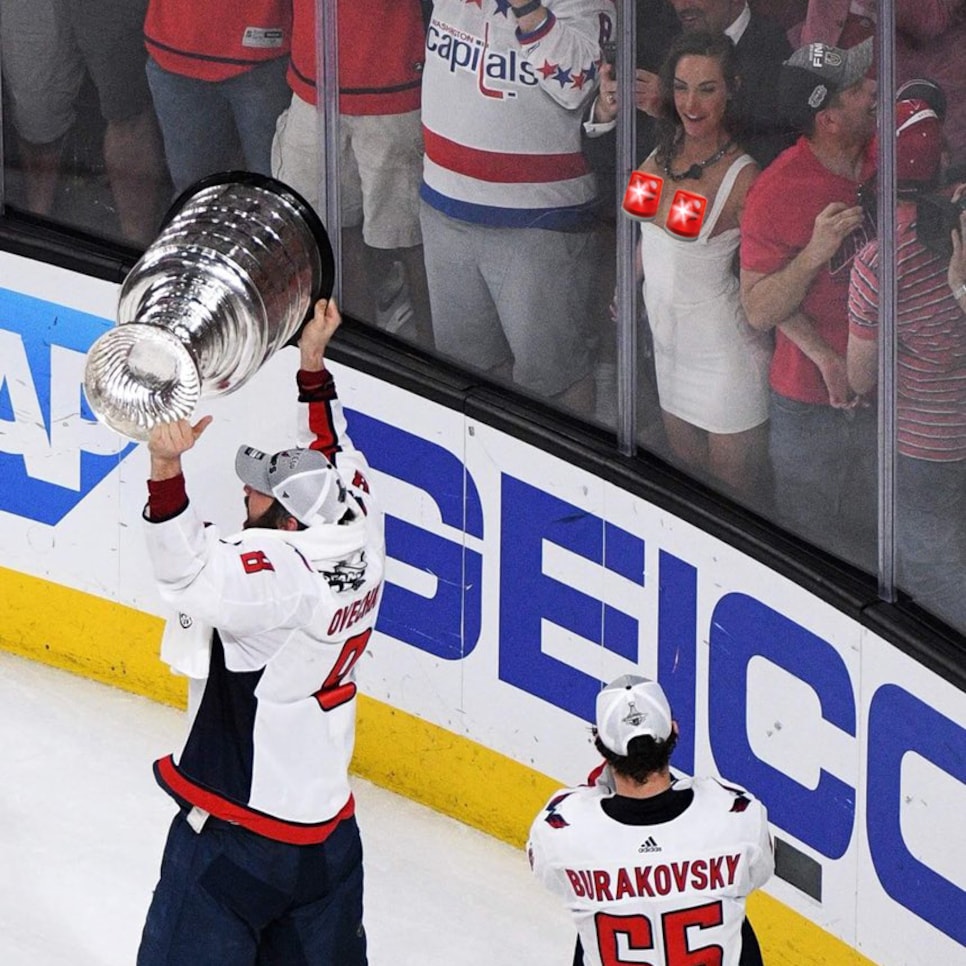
left=327, top=584, right=382, bottom=636
left=347, top=423, right=965, bottom=947
left=867, top=685, right=966, bottom=947
left=709, top=593, right=856, bottom=861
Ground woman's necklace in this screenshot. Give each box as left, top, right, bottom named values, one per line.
left=663, top=139, right=735, bottom=182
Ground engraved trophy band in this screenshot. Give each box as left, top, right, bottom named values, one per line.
left=83, top=171, right=335, bottom=440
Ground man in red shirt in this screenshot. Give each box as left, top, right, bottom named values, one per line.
left=740, top=38, right=877, bottom=570
left=144, top=0, right=292, bottom=193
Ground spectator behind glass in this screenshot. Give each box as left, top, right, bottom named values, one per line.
left=583, top=0, right=680, bottom=172
left=791, top=0, right=966, bottom=177
left=896, top=0, right=966, bottom=181
left=580, top=0, right=679, bottom=431
left=634, top=32, right=772, bottom=503
left=271, top=0, right=431, bottom=346
left=753, top=0, right=808, bottom=31
left=590, top=0, right=793, bottom=168
left=847, top=97, right=966, bottom=629
left=419, top=0, right=612, bottom=415
left=0, top=0, right=166, bottom=245
left=671, top=0, right=793, bottom=166
left=143, top=0, right=293, bottom=195
left=790, top=0, right=877, bottom=48
left=740, top=38, right=878, bottom=570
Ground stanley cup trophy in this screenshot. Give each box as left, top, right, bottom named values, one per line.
left=83, top=172, right=335, bottom=440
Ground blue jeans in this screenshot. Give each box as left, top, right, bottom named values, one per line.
left=896, top=455, right=966, bottom=631
left=138, top=811, right=367, bottom=966
left=147, top=56, right=290, bottom=193
left=768, top=391, right=877, bottom=571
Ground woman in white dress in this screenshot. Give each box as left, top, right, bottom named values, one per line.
left=635, top=31, right=772, bottom=501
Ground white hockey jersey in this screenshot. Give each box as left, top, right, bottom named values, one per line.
left=144, top=368, right=385, bottom=843
left=528, top=773, right=774, bottom=966
left=421, top=0, right=615, bottom=229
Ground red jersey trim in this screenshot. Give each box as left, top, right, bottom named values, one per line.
left=423, top=128, right=590, bottom=184
left=146, top=474, right=189, bottom=521
left=155, top=755, right=355, bottom=844
left=297, top=368, right=340, bottom=458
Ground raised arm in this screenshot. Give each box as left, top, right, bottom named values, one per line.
left=513, top=0, right=612, bottom=111
left=295, top=297, right=350, bottom=461
left=295, top=298, right=379, bottom=523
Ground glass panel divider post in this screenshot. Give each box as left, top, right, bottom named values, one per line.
left=875, top=7, right=898, bottom=604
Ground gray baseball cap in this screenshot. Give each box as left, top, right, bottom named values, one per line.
left=781, top=38, right=873, bottom=117
left=235, top=445, right=348, bottom=527
left=595, top=674, right=673, bottom=756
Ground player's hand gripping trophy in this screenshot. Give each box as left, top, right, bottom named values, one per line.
left=83, top=172, right=334, bottom=440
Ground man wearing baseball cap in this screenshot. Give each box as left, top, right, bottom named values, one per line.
left=847, top=93, right=966, bottom=630
left=739, top=38, right=877, bottom=571
left=137, top=298, right=384, bottom=965
left=528, top=675, right=774, bottom=966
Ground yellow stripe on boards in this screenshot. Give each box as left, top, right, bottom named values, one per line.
left=0, top=566, right=184, bottom=707
left=354, top=694, right=561, bottom=848
left=0, top=565, right=880, bottom=966
left=747, top=892, right=880, bottom=966
left=355, top=695, right=883, bottom=966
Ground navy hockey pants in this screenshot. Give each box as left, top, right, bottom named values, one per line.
left=137, top=809, right=367, bottom=965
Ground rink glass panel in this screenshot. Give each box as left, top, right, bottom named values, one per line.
left=2, top=2, right=966, bottom=638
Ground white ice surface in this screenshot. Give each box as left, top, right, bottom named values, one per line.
left=0, top=651, right=574, bottom=965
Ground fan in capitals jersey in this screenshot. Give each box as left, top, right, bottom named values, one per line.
left=136, top=298, right=384, bottom=966
left=421, top=0, right=614, bottom=226
left=528, top=676, right=774, bottom=966
left=419, top=0, right=617, bottom=403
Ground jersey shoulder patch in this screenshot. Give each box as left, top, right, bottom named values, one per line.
left=542, top=790, right=576, bottom=829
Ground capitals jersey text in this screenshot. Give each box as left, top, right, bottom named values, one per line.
left=421, top=0, right=614, bottom=229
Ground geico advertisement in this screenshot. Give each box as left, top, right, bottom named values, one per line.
left=1, top=253, right=965, bottom=965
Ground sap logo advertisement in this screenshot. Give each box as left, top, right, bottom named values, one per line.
left=2, top=275, right=965, bottom=962
left=0, top=288, right=134, bottom=525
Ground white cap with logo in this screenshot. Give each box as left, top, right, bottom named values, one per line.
left=595, top=674, right=673, bottom=756
left=235, top=445, right=348, bottom=527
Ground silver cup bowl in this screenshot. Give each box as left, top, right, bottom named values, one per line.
left=84, top=172, right=334, bottom=440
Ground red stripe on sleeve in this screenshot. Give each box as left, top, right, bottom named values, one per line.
left=146, top=474, right=188, bottom=521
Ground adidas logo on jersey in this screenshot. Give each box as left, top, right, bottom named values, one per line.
left=638, top=836, right=661, bottom=853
